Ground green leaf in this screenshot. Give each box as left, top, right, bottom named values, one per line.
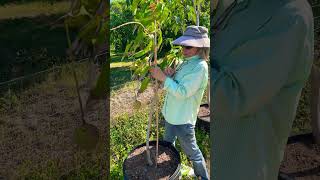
left=130, top=30, right=145, bottom=52
left=64, top=15, right=91, bottom=29
left=159, top=6, right=169, bottom=23
left=138, top=77, right=151, bottom=94
left=158, top=58, right=168, bottom=70
left=131, top=0, right=140, bottom=15
left=139, top=65, right=151, bottom=79
left=78, top=18, right=99, bottom=43
left=90, top=64, right=108, bottom=98
left=122, top=41, right=133, bottom=61
left=95, top=27, right=107, bottom=45
left=158, top=54, right=176, bottom=70
left=81, top=0, right=100, bottom=15
left=188, top=8, right=197, bottom=24
left=157, top=29, right=163, bottom=50
left=139, top=16, right=153, bottom=26
left=132, top=49, right=148, bottom=59
left=132, top=63, right=150, bottom=80
left=71, top=0, right=82, bottom=15
left=130, top=58, right=141, bottom=71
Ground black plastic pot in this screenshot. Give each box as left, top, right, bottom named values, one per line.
left=196, top=103, right=210, bottom=132
left=278, top=133, right=318, bottom=180
left=123, top=140, right=181, bottom=180
left=287, top=133, right=314, bottom=145
left=278, top=172, right=295, bottom=180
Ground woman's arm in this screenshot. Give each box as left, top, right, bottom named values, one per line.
left=163, top=64, right=207, bottom=99
left=150, top=64, right=207, bottom=99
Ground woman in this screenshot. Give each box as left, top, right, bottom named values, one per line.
left=150, top=25, right=210, bottom=180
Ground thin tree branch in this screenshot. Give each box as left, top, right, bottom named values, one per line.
left=110, top=21, right=147, bottom=31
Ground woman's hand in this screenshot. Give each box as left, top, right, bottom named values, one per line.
left=164, top=67, right=175, bottom=77
left=149, top=66, right=167, bottom=82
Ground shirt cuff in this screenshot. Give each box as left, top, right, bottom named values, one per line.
left=163, top=77, right=175, bottom=90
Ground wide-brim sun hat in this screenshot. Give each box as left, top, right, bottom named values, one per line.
left=172, top=25, right=210, bottom=48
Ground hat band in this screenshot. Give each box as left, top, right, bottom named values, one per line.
left=183, top=33, right=208, bottom=38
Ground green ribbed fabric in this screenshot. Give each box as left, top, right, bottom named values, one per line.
left=211, top=0, right=314, bottom=179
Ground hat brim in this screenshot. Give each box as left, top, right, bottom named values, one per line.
left=172, top=36, right=210, bottom=48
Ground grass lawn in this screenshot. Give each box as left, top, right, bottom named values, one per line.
left=110, top=61, right=133, bottom=68
left=0, top=1, right=69, bottom=20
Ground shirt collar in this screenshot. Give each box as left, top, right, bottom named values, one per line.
left=174, top=55, right=200, bottom=73
left=184, top=55, right=200, bottom=62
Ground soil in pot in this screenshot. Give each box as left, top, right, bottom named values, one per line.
left=198, top=104, right=210, bottom=118
left=279, top=133, right=320, bottom=179
left=197, top=104, right=210, bottom=132
left=124, top=145, right=180, bottom=180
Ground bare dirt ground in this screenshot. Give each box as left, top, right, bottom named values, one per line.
left=0, top=72, right=108, bottom=178
left=110, top=85, right=159, bottom=119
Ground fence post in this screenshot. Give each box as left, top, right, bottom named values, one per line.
left=311, top=65, right=320, bottom=144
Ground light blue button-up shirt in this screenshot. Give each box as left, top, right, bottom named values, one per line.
left=161, top=55, right=208, bottom=125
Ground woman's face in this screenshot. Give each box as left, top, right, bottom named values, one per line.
left=182, top=46, right=199, bottom=58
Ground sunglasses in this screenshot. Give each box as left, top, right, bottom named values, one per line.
left=182, top=46, right=194, bottom=50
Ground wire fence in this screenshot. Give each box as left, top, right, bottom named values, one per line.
left=0, top=48, right=110, bottom=95
left=0, top=58, right=86, bottom=95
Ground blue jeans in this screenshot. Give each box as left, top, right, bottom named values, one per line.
left=164, top=121, right=209, bottom=180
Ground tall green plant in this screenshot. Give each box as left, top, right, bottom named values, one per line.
left=56, top=0, right=109, bottom=154
left=59, top=0, right=109, bottom=107
left=112, top=0, right=208, bottom=93
left=110, top=0, right=209, bottom=56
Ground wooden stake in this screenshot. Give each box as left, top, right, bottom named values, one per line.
left=154, top=19, right=160, bottom=168
left=146, top=95, right=154, bottom=166
left=146, top=1, right=160, bottom=168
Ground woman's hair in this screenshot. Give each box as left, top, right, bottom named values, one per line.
left=197, top=47, right=210, bottom=61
